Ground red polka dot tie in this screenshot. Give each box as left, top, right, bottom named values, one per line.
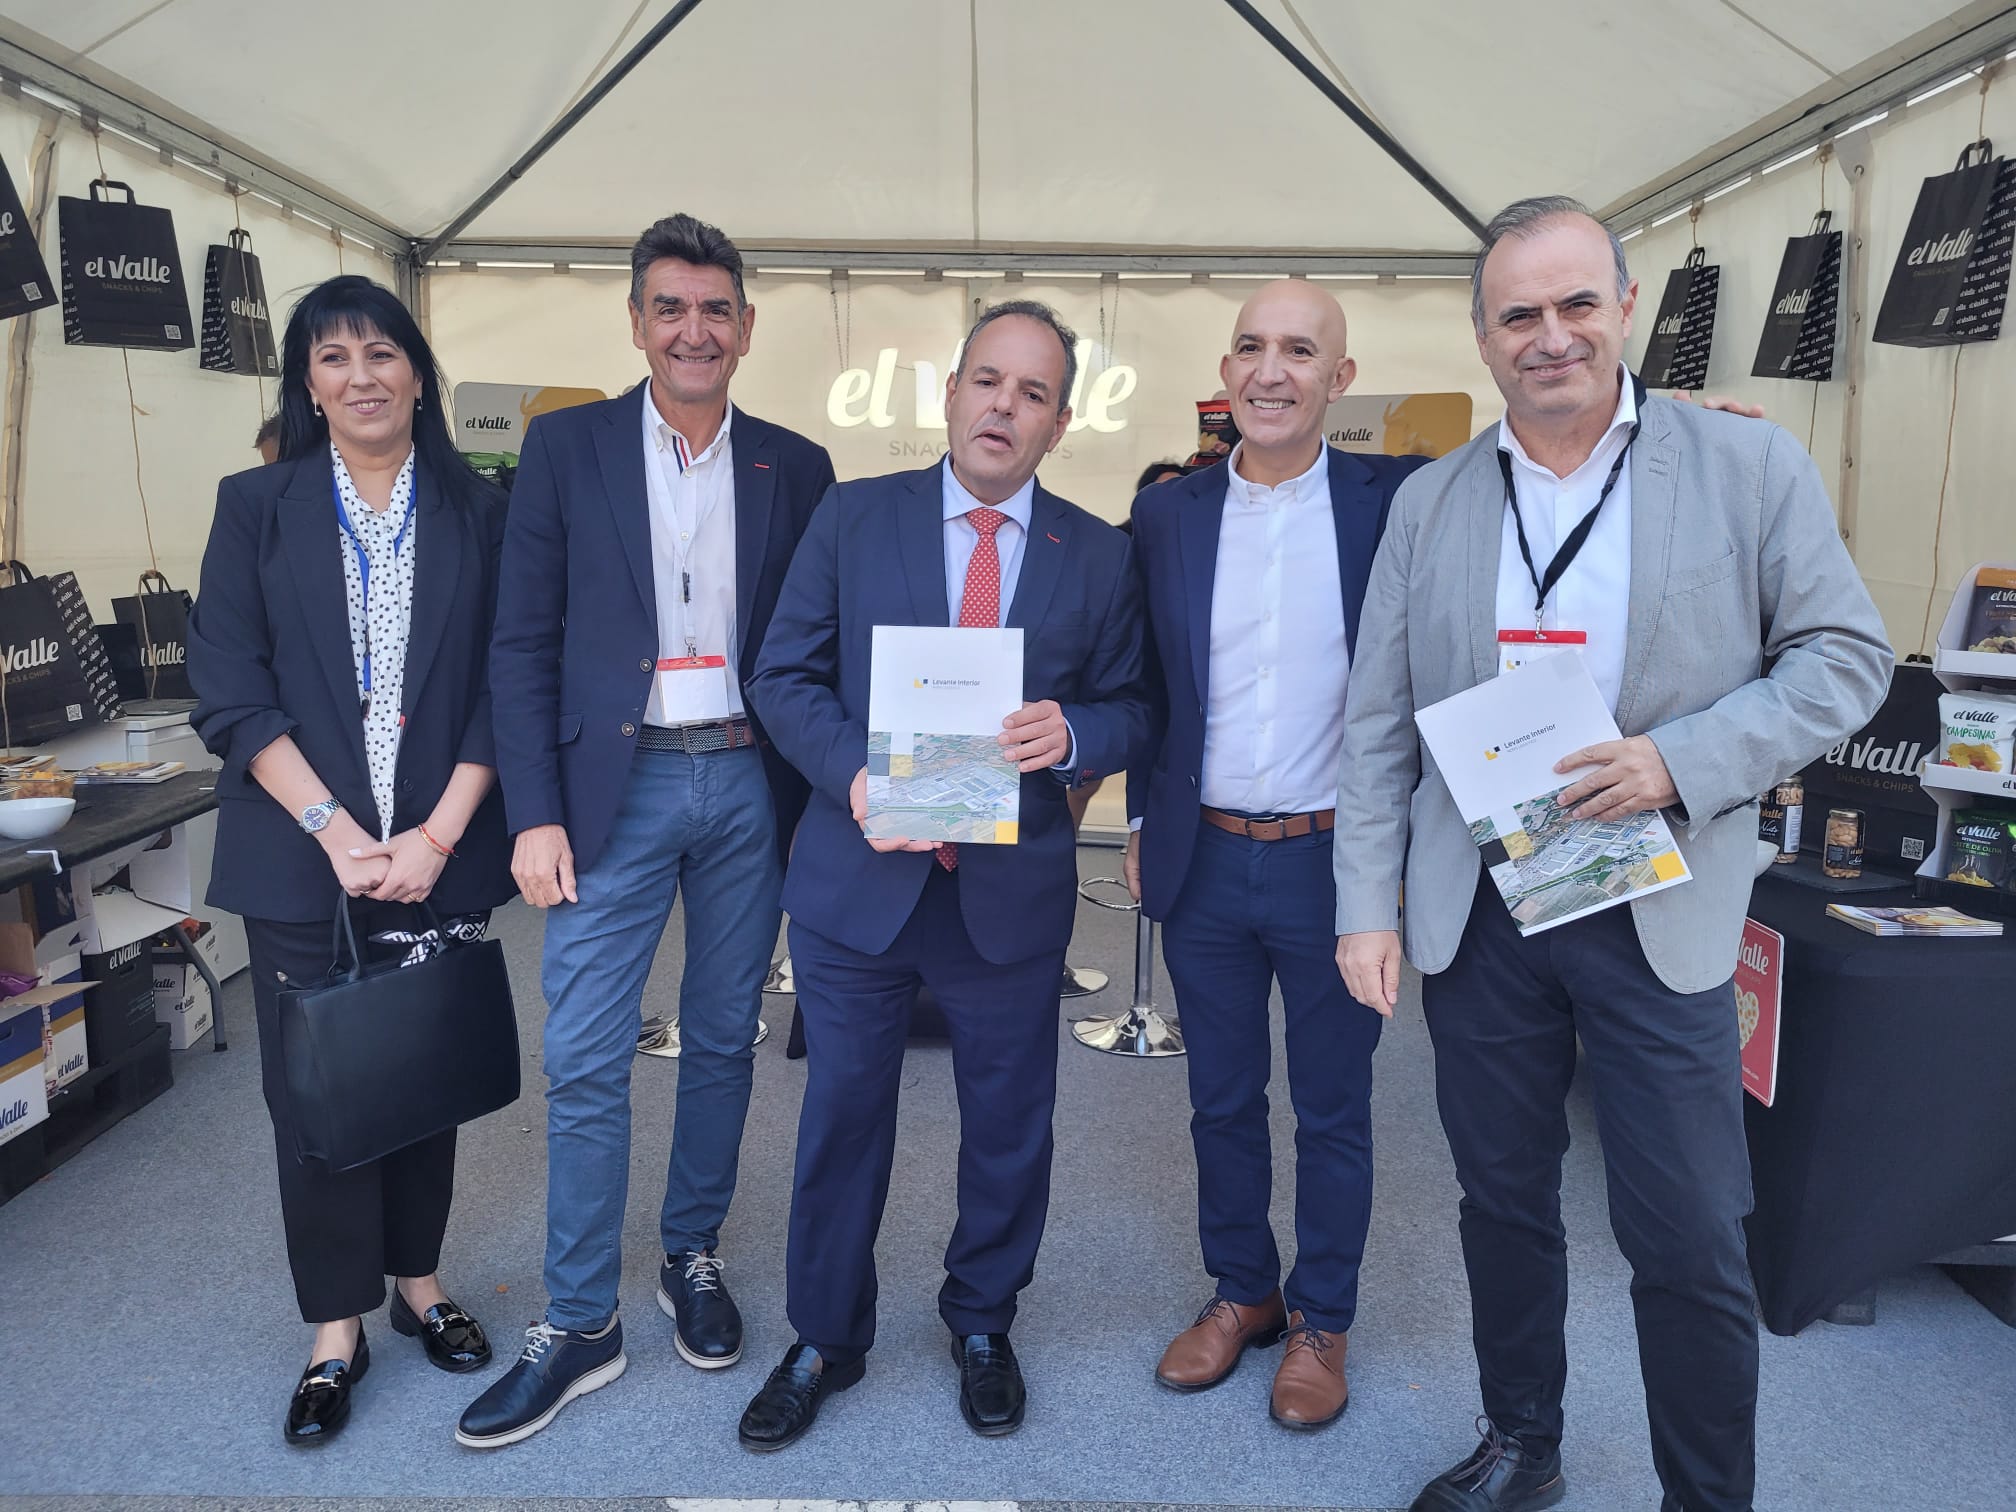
left=937, top=506, right=1008, bottom=872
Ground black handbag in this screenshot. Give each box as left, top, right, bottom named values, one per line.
left=58, top=178, right=194, bottom=350
left=111, top=569, right=194, bottom=699
left=276, top=897, right=520, bottom=1171
left=1640, top=246, right=1721, bottom=390
left=1875, top=140, right=2016, bottom=347
left=1751, top=212, right=1843, bottom=380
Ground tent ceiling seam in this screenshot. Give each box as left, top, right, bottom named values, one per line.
left=1279, top=0, right=1384, bottom=131
left=77, top=0, right=181, bottom=61
left=552, top=0, right=656, bottom=123
left=969, top=0, right=981, bottom=244
left=1713, top=0, right=1840, bottom=84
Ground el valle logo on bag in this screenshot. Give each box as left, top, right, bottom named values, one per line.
left=59, top=178, right=194, bottom=351
left=82, top=254, right=175, bottom=284
left=1, top=637, right=62, bottom=673
left=1875, top=139, right=2016, bottom=347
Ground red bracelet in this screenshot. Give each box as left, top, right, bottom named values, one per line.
left=418, top=823, right=456, bottom=859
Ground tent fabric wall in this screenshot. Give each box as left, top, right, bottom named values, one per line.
left=1624, top=73, right=2016, bottom=657
left=0, top=91, right=394, bottom=617
left=426, top=266, right=1504, bottom=524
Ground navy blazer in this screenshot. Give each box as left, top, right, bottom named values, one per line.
left=188, top=453, right=515, bottom=924
left=747, top=463, right=1152, bottom=966
left=488, top=391, right=836, bottom=873
left=1125, top=447, right=1428, bottom=920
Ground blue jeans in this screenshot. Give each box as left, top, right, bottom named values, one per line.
left=1159, top=822, right=1383, bottom=1334
left=539, top=746, right=781, bottom=1331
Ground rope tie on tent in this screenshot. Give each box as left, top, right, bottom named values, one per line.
left=91, top=127, right=167, bottom=695
left=1916, top=69, right=1997, bottom=654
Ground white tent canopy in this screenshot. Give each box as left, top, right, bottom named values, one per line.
left=2, top=0, right=2008, bottom=261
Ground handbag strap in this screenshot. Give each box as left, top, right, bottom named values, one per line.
left=89, top=178, right=137, bottom=204
left=328, top=893, right=368, bottom=984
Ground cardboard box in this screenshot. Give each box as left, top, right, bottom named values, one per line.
left=81, top=887, right=190, bottom=959
left=42, top=949, right=88, bottom=1091
left=0, top=1000, right=49, bottom=1147
left=151, top=952, right=214, bottom=1051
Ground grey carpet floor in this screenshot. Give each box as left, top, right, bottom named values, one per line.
left=2, top=848, right=2013, bottom=1511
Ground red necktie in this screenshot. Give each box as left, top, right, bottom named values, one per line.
left=937, top=506, right=1008, bottom=871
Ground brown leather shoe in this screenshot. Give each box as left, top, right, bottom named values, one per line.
left=1269, top=1311, right=1348, bottom=1430
left=1154, top=1291, right=1288, bottom=1392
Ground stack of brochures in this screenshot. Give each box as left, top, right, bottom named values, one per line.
left=68, top=760, right=186, bottom=785
left=1825, top=904, right=2003, bottom=937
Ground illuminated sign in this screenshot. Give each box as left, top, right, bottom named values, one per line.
left=827, top=341, right=1136, bottom=434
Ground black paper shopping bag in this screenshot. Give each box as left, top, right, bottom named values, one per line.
left=1640, top=247, right=1720, bottom=389
left=1874, top=140, right=2016, bottom=347
left=0, top=151, right=55, bottom=325
left=0, top=562, right=123, bottom=746
left=58, top=179, right=194, bottom=351
left=112, top=569, right=194, bottom=699
left=1752, top=212, right=1842, bottom=379
left=199, top=229, right=277, bottom=376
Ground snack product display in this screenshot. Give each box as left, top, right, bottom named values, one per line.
left=1964, top=568, right=2016, bottom=654
left=1945, top=807, right=2016, bottom=890
left=1937, top=690, right=2016, bottom=772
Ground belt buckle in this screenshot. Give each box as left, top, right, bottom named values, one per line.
left=1243, top=813, right=1283, bottom=841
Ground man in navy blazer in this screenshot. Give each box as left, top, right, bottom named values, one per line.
left=737, top=301, right=1150, bottom=1451
left=462, top=216, right=835, bottom=1450
left=1125, top=281, right=1426, bottom=1430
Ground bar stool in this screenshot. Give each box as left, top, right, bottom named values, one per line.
left=761, top=955, right=795, bottom=995
left=637, top=1014, right=769, bottom=1059
left=1069, top=877, right=1184, bottom=1057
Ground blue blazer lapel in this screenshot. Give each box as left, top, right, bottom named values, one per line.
left=1326, top=446, right=1381, bottom=660
left=733, top=426, right=778, bottom=677
left=277, top=453, right=369, bottom=777
left=1176, top=463, right=1227, bottom=707
left=594, top=387, right=658, bottom=632
left=1007, top=486, right=1068, bottom=632
left=898, top=465, right=949, bottom=626
left=400, top=462, right=461, bottom=719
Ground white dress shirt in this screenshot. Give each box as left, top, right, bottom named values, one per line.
left=642, top=388, right=742, bottom=726
left=1199, top=442, right=1350, bottom=815
left=331, top=443, right=417, bottom=840
left=1495, top=364, right=1636, bottom=713
left=939, top=457, right=1074, bottom=772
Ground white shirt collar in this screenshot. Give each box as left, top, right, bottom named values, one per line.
left=642, top=384, right=734, bottom=467
left=1496, top=363, right=1637, bottom=480
left=1225, top=440, right=1329, bottom=507
left=941, top=455, right=1036, bottom=532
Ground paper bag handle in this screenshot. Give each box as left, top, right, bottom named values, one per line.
left=88, top=178, right=136, bottom=204
left=1957, top=139, right=1994, bottom=172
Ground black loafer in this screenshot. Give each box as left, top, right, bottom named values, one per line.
left=950, top=1333, right=1025, bottom=1437
left=658, top=1249, right=743, bottom=1369
left=1409, top=1418, right=1566, bottom=1511
left=284, top=1328, right=369, bottom=1447
left=389, top=1289, right=491, bottom=1373
left=738, top=1342, right=866, bottom=1452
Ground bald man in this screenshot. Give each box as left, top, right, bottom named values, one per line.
left=1123, top=281, right=1429, bottom=1430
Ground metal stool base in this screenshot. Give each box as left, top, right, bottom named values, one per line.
left=1059, top=964, right=1109, bottom=997
left=762, top=957, right=795, bottom=995
left=1071, top=1005, right=1184, bottom=1056
left=638, top=1017, right=769, bottom=1059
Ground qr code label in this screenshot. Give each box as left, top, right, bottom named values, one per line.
left=21, top=282, right=39, bottom=301
left=164, top=324, right=182, bottom=341
left=64, top=703, right=83, bottom=722
left=1933, top=307, right=1950, bottom=327
left=1901, top=836, right=1926, bottom=861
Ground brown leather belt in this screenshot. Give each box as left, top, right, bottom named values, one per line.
left=1200, top=805, right=1336, bottom=842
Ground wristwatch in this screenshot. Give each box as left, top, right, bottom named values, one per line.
left=298, top=797, right=343, bottom=834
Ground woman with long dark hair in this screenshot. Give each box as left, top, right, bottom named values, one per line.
left=189, top=274, right=515, bottom=1444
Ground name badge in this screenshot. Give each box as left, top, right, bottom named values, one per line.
left=653, top=654, right=733, bottom=723
left=1497, top=628, right=1588, bottom=677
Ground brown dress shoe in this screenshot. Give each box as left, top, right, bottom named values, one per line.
left=1154, top=1291, right=1288, bottom=1392
left=1269, top=1311, right=1348, bottom=1430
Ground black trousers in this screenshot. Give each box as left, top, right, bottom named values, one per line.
left=246, top=905, right=458, bottom=1324
left=1421, top=876, right=1758, bottom=1512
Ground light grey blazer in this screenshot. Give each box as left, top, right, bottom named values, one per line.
left=1332, top=394, right=1892, bottom=994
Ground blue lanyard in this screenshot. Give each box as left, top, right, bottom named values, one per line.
left=331, top=465, right=416, bottom=715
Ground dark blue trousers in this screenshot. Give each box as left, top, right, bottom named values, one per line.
left=1422, top=875, right=1757, bottom=1512
left=784, top=865, right=1066, bottom=1363
left=1159, top=823, right=1383, bottom=1333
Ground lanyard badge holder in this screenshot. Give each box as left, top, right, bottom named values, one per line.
left=1495, top=376, right=1643, bottom=675
left=332, top=469, right=418, bottom=717
left=653, top=569, right=733, bottom=721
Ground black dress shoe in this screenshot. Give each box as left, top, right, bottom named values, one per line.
left=1409, top=1419, right=1566, bottom=1511
left=284, top=1328, right=369, bottom=1447
left=738, top=1342, right=866, bottom=1452
left=950, top=1333, right=1026, bottom=1437
left=658, top=1249, right=743, bottom=1369
left=389, top=1289, right=492, bottom=1373
left=456, top=1317, right=628, bottom=1449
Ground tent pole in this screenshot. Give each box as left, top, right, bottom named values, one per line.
left=414, top=0, right=709, bottom=267
left=1, top=108, right=58, bottom=566
left=1217, top=0, right=1485, bottom=243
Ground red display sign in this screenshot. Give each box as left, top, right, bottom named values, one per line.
left=1737, top=918, right=1784, bottom=1106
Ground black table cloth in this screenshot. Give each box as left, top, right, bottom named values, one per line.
left=1742, top=868, right=2016, bottom=1334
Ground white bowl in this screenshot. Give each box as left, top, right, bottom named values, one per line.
left=0, top=796, right=75, bottom=840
